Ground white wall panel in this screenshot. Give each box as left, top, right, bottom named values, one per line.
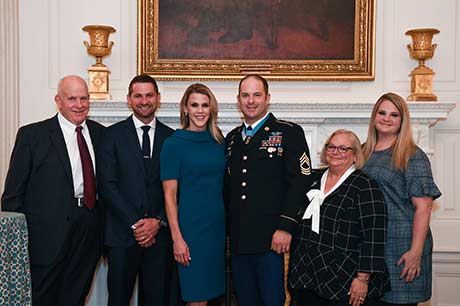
left=386, top=0, right=459, bottom=92
left=431, top=252, right=460, bottom=306
left=47, top=0, right=136, bottom=100
left=431, top=129, right=460, bottom=253
left=19, top=0, right=53, bottom=125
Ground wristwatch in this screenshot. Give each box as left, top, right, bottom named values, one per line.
left=156, top=216, right=168, bottom=227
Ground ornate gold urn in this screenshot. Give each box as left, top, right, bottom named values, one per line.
left=405, top=28, right=439, bottom=101
left=82, top=25, right=116, bottom=100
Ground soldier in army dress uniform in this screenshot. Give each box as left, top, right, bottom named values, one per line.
left=225, top=74, right=312, bottom=306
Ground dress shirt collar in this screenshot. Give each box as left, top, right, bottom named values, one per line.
left=57, top=113, right=88, bottom=133
left=243, top=112, right=269, bottom=130
left=132, top=115, right=156, bottom=130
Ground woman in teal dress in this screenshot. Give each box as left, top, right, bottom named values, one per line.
left=160, top=83, right=225, bottom=306
left=362, top=93, right=441, bottom=306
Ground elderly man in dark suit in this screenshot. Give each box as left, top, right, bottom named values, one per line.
left=99, top=74, right=180, bottom=306
left=1, top=75, right=105, bottom=306
left=225, top=74, right=312, bottom=306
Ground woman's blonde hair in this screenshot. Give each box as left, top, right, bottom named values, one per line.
left=319, top=129, right=365, bottom=169
left=362, top=92, right=416, bottom=170
left=180, top=83, right=224, bottom=144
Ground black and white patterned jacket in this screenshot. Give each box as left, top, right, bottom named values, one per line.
left=289, top=168, right=390, bottom=301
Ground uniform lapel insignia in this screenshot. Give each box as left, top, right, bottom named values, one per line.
left=299, top=152, right=311, bottom=175
left=244, top=136, right=252, bottom=144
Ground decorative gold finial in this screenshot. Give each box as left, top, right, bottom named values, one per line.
left=82, top=25, right=116, bottom=100
left=405, top=28, right=439, bottom=101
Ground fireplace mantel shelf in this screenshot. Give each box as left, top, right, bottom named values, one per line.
left=90, top=101, right=456, bottom=127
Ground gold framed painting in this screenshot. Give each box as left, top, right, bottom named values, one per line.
left=138, top=0, right=375, bottom=81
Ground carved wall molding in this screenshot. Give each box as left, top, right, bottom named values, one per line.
left=89, top=101, right=456, bottom=163
left=90, top=101, right=455, bottom=123
left=0, top=0, right=19, bottom=197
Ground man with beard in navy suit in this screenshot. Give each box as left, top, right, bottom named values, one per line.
left=99, top=74, right=181, bottom=306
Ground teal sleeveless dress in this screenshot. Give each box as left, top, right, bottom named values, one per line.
left=160, top=129, right=225, bottom=302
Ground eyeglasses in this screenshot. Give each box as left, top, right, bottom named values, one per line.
left=325, top=144, right=354, bottom=154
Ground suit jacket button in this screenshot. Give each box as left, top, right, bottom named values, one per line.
left=241, top=195, right=246, bottom=200
left=242, top=169, right=247, bottom=173
left=241, top=182, right=247, bottom=187
left=243, top=155, right=248, bottom=160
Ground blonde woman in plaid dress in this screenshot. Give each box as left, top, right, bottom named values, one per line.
left=362, top=93, right=441, bottom=306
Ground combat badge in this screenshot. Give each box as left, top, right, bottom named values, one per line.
left=268, top=132, right=283, bottom=147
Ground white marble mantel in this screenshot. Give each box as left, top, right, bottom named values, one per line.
left=90, top=101, right=456, bottom=124
left=89, top=101, right=456, bottom=166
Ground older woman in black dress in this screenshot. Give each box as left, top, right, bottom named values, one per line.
left=289, top=129, right=390, bottom=306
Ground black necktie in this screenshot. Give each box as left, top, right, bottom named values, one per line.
left=76, top=126, right=96, bottom=209
left=141, top=125, right=151, bottom=169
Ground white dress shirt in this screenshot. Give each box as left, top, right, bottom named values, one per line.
left=57, top=113, right=96, bottom=198
left=132, top=115, right=156, bottom=157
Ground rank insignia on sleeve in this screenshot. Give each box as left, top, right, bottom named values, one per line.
left=299, top=152, right=311, bottom=175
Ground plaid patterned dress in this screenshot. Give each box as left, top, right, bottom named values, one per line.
left=362, top=147, right=441, bottom=304
left=289, top=169, right=390, bottom=301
